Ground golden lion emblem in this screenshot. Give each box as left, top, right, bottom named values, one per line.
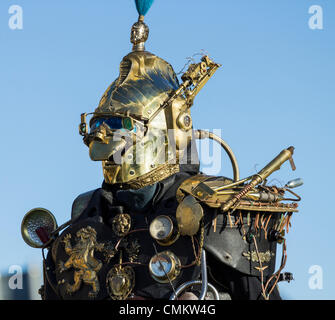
left=58, top=226, right=104, bottom=298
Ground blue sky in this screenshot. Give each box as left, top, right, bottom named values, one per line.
left=0, top=0, right=334, bottom=299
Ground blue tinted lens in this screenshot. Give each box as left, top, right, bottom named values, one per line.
left=105, top=117, right=123, bottom=130
left=90, top=117, right=136, bottom=132
left=90, top=118, right=106, bottom=131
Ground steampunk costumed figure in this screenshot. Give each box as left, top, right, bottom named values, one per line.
left=21, top=0, right=303, bottom=300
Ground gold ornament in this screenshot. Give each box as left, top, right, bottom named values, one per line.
left=58, top=227, right=104, bottom=298
left=111, top=214, right=132, bottom=237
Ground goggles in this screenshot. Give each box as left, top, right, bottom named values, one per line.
left=79, top=112, right=145, bottom=137
left=90, top=116, right=138, bottom=133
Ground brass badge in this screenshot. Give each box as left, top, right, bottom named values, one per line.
left=112, top=214, right=131, bottom=237
left=58, top=226, right=105, bottom=298
left=242, top=250, right=274, bottom=263
left=106, top=265, right=135, bottom=300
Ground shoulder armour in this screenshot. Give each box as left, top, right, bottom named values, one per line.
left=176, top=174, right=299, bottom=277
left=177, top=174, right=298, bottom=213
left=176, top=174, right=233, bottom=205
left=71, top=190, right=97, bottom=220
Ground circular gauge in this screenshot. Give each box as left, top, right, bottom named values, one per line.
left=149, top=216, right=173, bottom=241
left=150, top=254, right=172, bottom=277
left=149, top=251, right=181, bottom=283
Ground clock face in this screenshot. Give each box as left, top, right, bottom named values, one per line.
left=149, top=216, right=173, bottom=241
left=149, top=253, right=173, bottom=278
left=149, top=251, right=181, bottom=283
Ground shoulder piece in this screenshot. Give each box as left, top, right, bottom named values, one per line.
left=176, top=174, right=226, bottom=202
left=177, top=174, right=299, bottom=213
left=71, top=189, right=97, bottom=220
left=177, top=174, right=299, bottom=277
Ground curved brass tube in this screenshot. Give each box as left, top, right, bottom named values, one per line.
left=194, top=129, right=240, bottom=182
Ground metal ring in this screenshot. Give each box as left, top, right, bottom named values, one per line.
left=169, top=281, right=220, bottom=300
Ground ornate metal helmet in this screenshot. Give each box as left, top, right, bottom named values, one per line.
left=79, top=3, right=199, bottom=189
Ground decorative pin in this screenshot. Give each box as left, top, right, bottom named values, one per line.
left=242, top=250, right=274, bottom=263
left=111, top=213, right=132, bottom=237
left=106, top=252, right=135, bottom=300
left=131, top=0, right=155, bottom=51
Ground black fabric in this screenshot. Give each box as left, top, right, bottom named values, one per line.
left=56, top=171, right=202, bottom=299
left=44, top=168, right=282, bottom=300
left=43, top=252, right=61, bottom=300
left=116, top=183, right=158, bottom=214
left=206, top=250, right=281, bottom=300
left=204, top=212, right=279, bottom=277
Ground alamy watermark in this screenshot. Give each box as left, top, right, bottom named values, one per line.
left=8, top=5, right=23, bottom=30
left=2, top=263, right=325, bottom=292
left=308, top=5, right=323, bottom=30
left=92, top=128, right=224, bottom=176
left=6, top=4, right=323, bottom=31
left=8, top=265, right=23, bottom=290
left=308, top=265, right=323, bottom=290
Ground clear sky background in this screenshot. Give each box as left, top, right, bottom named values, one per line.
left=0, top=0, right=334, bottom=299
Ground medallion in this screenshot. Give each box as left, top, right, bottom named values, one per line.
left=106, top=264, right=135, bottom=300
left=112, top=213, right=132, bottom=237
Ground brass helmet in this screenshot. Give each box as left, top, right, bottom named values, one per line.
left=79, top=12, right=197, bottom=189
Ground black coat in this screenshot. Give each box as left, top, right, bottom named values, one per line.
left=42, top=168, right=281, bottom=300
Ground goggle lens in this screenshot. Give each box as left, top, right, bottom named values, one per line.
left=90, top=117, right=136, bottom=133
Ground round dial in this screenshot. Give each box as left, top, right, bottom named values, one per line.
left=149, top=253, right=173, bottom=278
left=149, top=216, right=173, bottom=241
left=149, top=251, right=181, bottom=283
